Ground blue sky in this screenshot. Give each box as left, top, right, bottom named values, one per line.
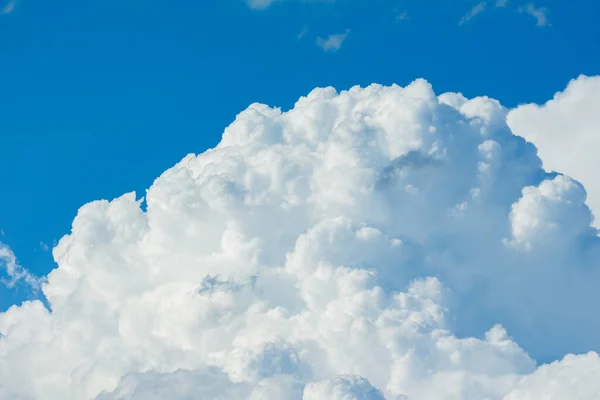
left=1, top=0, right=599, bottom=310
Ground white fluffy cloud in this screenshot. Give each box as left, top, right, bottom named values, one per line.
left=504, top=352, right=600, bottom=400
left=508, top=75, right=600, bottom=228
left=303, top=376, right=385, bottom=400
left=2, top=79, right=600, bottom=400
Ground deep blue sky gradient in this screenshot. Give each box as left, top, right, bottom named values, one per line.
left=1, top=0, right=599, bottom=310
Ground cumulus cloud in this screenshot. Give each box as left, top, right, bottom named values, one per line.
left=518, top=3, right=551, bottom=27
left=316, top=30, right=349, bottom=52
left=508, top=75, right=600, bottom=228
left=1, top=79, right=600, bottom=399
left=304, top=376, right=385, bottom=399
left=503, top=352, right=600, bottom=400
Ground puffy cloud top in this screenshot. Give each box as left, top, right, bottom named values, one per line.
left=1, top=79, right=600, bottom=400
left=508, top=75, right=600, bottom=229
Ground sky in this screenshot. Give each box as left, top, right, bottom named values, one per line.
left=1, top=0, right=600, bottom=300
left=1, top=0, right=600, bottom=399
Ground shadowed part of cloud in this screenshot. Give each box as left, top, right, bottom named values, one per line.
left=459, top=2, right=486, bottom=25
left=316, top=30, right=349, bottom=52
left=519, top=3, right=551, bottom=26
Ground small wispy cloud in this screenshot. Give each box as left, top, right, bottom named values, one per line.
left=0, top=242, right=42, bottom=291
left=298, top=25, right=309, bottom=40
left=316, top=29, right=350, bottom=52
left=396, top=11, right=409, bottom=22
left=459, top=2, right=486, bottom=25
left=495, top=0, right=509, bottom=7
left=519, top=3, right=551, bottom=27
left=1, top=0, right=17, bottom=15
left=40, top=242, right=50, bottom=252
left=245, top=0, right=278, bottom=10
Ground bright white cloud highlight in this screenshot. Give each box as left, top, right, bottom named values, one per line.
left=504, top=352, right=600, bottom=400
left=1, top=79, right=600, bottom=400
left=508, top=75, right=600, bottom=228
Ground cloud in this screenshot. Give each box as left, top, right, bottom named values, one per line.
left=246, top=0, right=278, bottom=10
left=316, top=30, right=349, bottom=52
left=504, top=352, right=600, bottom=399
left=519, top=3, right=551, bottom=26
left=95, top=368, right=256, bottom=399
left=495, top=0, right=509, bottom=7
left=0, top=0, right=16, bottom=15
left=508, top=75, right=600, bottom=229
left=2, top=79, right=600, bottom=399
left=504, top=175, right=594, bottom=250
left=245, top=0, right=334, bottom=10
left=0, top=0, right=15, bottom=15
left=0, top=243, right=41, bottom=290
left=297, top=26, right=309, bottom=40
left=459, top=2, right=486, bottom=25
left=303, top=376, right=385, bottom=399
left=396, top=12, right=409, bottom=22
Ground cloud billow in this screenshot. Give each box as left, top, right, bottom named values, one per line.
left=1, top=79, right=600, bottom=399
left=508, top=75, right=600, bottom=229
